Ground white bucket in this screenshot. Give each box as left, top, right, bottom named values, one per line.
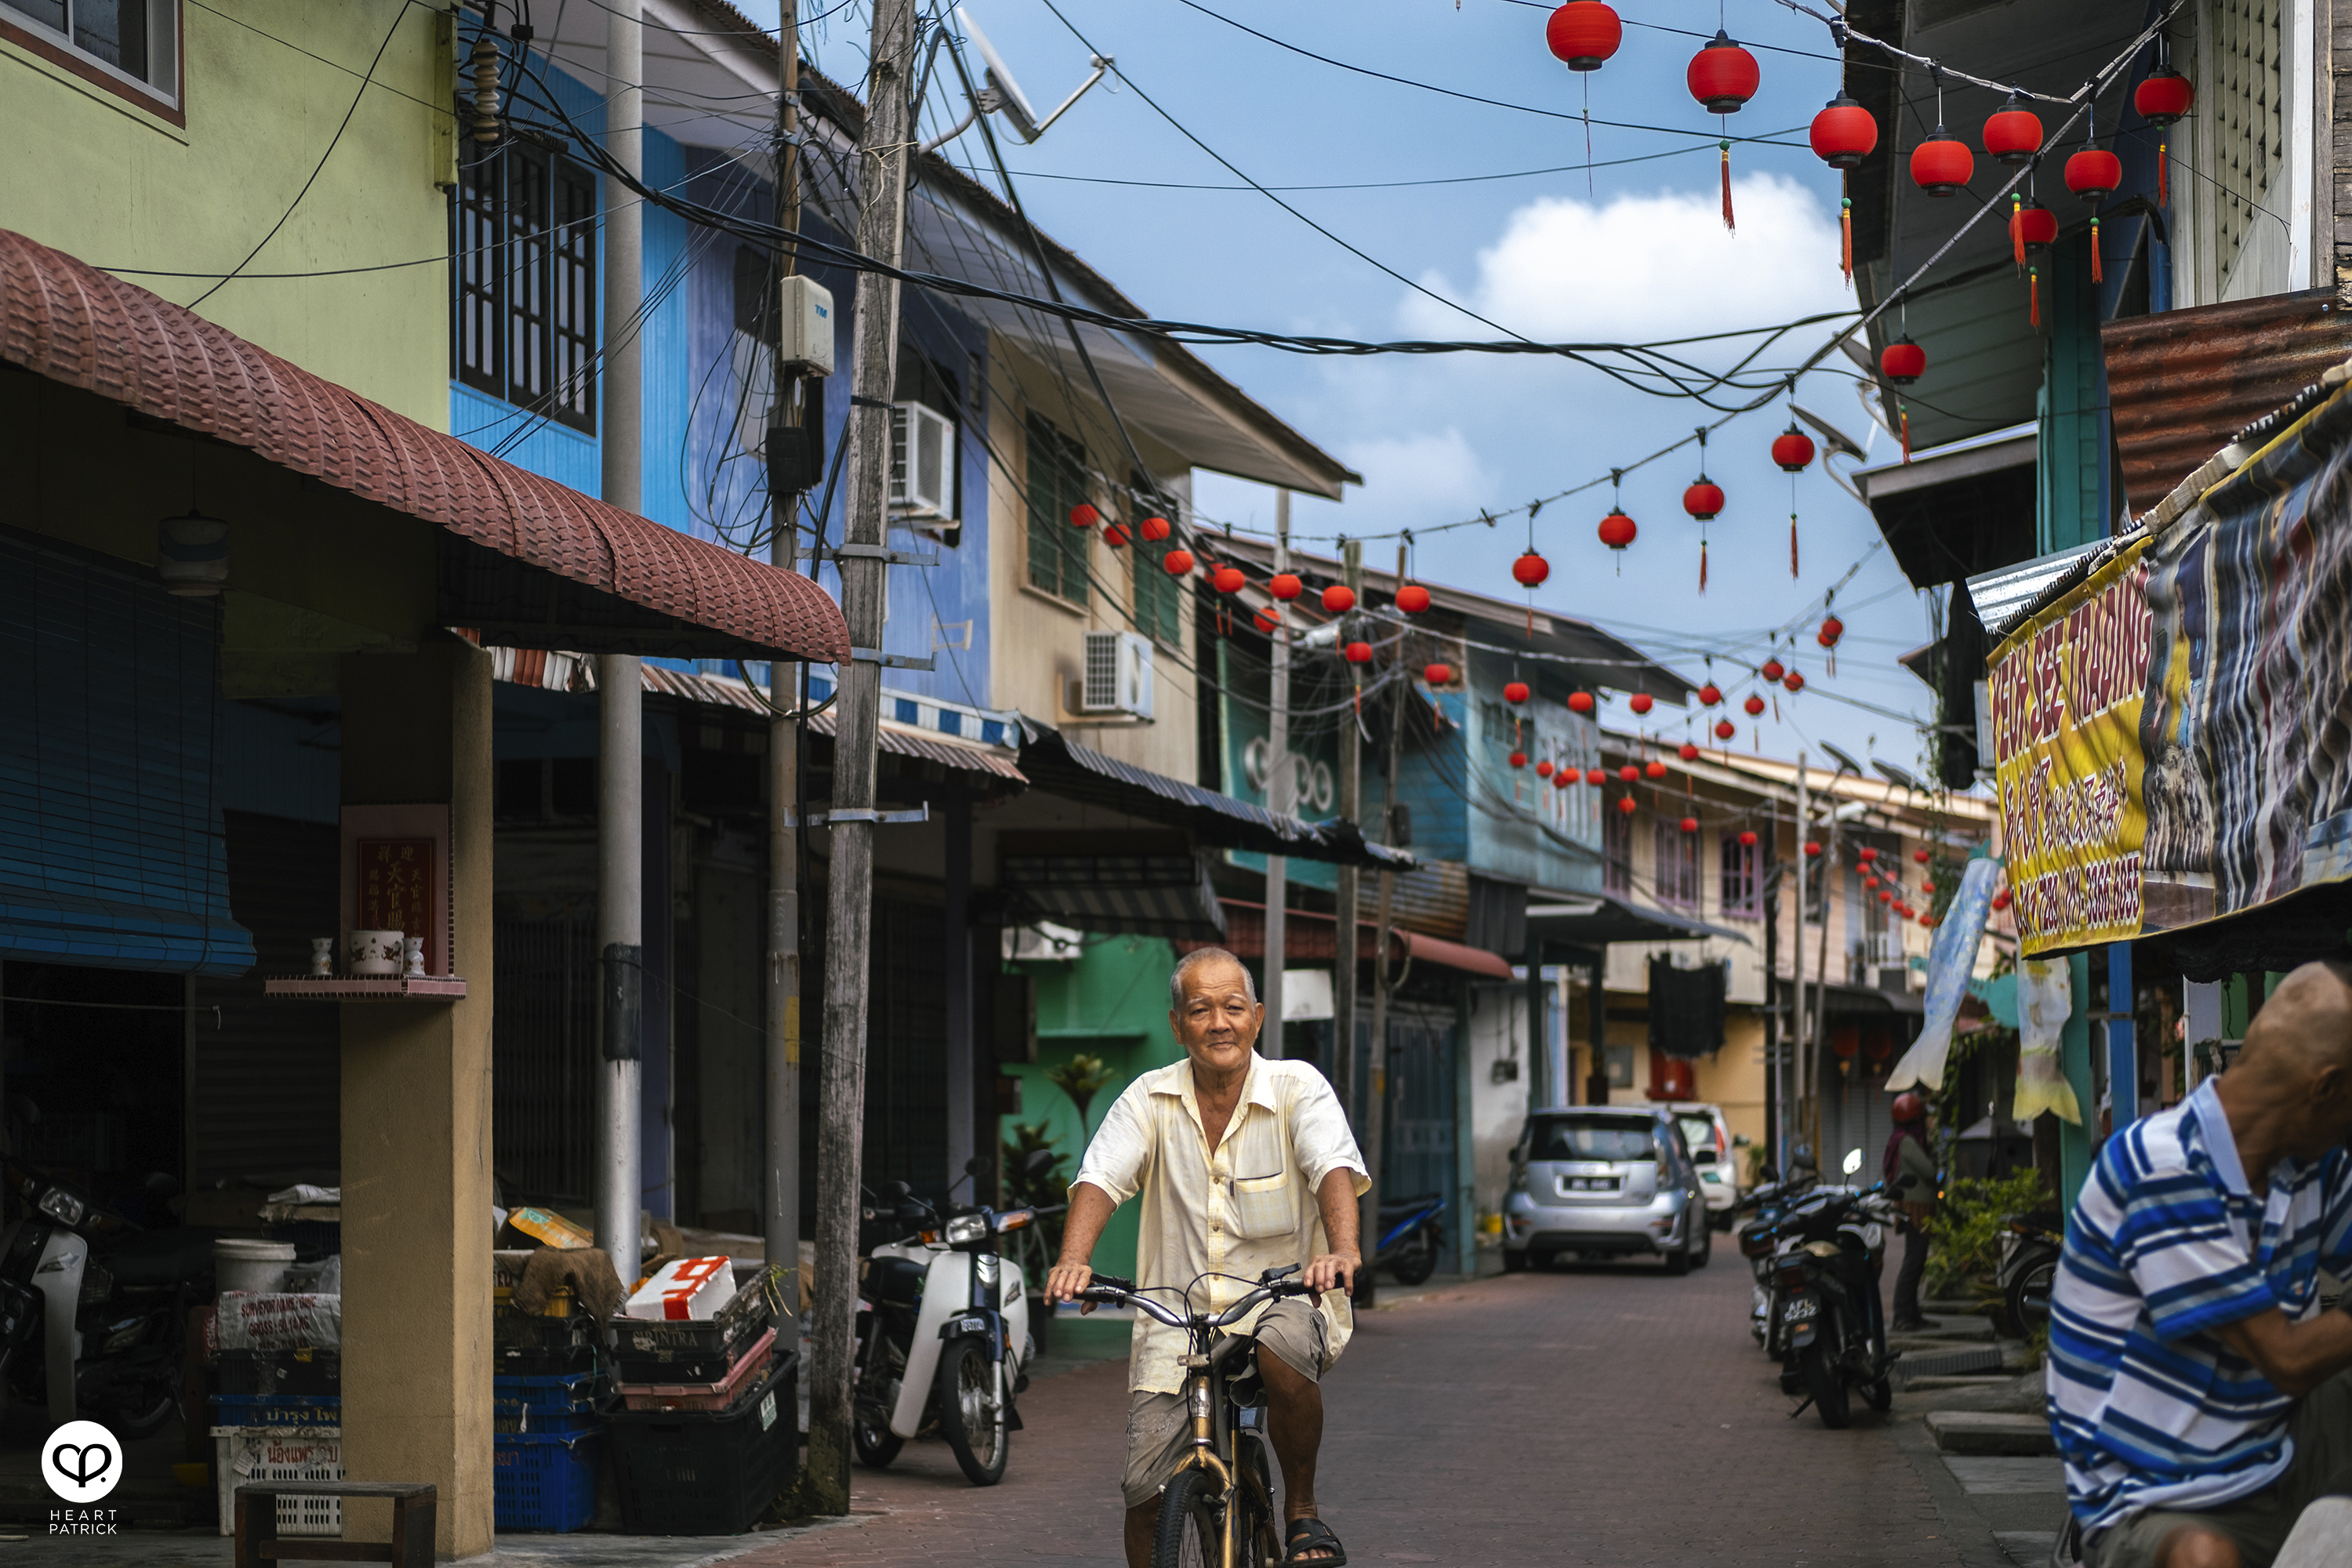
left=216, top=1239, right=297, bottom=1295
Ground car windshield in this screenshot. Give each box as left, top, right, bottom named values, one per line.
left=1526, top=1116, right=1657, bottom=1163
left=1678, top=1116, right=1719, bottom=1162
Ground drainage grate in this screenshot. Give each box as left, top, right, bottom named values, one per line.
left=1894, top=1345, right=2005, bottom=1383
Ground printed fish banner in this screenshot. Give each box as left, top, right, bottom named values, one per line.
left=1886, top=856, right=2002, bottom=1093
left=2013, top=957, right=2082, bottom=1124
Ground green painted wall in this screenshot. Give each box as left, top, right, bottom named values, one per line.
left=2038, top=232, right=2107, bottom=554
left=0, top=2, right=456, bottom=428
left=1000, top=935, right=1188, bottom=1281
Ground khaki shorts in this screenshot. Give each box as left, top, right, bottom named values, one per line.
left=2089, top=1368, right=2352, bottom=1568
left=1120, top=1298, right=1332, bottom=1512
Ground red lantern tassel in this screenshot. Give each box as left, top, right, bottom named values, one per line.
left=1788, top=515, right=1799, bottom=579
left=1700, top=539, right=1709, bottom=595
left=1840, top=195, right=1853, bottom=285
left=1900, top=406, right=1911, bottom=463
left=2158, top=140, right=2169, bottom=206
left=2090, top=216, right=2103, bottom=284
left=1828, top=646, right=1837, bottom=678
left=2029, top=267, right=2040, bottom=329
left=2010, top=193, right=2024, bottom=268
left=1720, top=140, right=1734, bottom=232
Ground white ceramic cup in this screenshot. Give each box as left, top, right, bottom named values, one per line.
left=347, top=929, right=404, bottom=977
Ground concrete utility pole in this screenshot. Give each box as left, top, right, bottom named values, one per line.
left=1330, top=541, right=1362, bottom=1112
left=1791, top=757, right=1809, bottom=1169
left=596, top=0, right=645, bottom=1287
left=804, top=0, right=916, bottom=1515
left=1359, top=543, right=1409, bottom=1310
left=1810, top=789, right=1838, bottom=1164
left=1262, top=488, right=1290, bottom=1056
left=764, top=0, right=807, bottom=1331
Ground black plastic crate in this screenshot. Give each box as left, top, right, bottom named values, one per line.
left=218, top=1348, right=340, bottom=1397
left=610, top=1290, right=770, bottom=1385
left=495, top=1341, right=597, bottom=1376
left=607, top=1355, right=797, bottom=1535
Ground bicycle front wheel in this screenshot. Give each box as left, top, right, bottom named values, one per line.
left=1151, top=1465, right=1222, bottom=1568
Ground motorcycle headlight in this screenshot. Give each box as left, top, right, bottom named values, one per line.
left=37, top=1189, right=84, bottom=1228
left=945, top=1214, right=988, bottom=1245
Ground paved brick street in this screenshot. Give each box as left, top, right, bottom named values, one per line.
left=733, top=1259, right=2024, bottom=1568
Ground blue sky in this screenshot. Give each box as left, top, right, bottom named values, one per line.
left=752, top=0, right=1950, bottom=782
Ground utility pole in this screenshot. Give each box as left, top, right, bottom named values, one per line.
left=764, top=0, right=807, bottom=1338
left=595, top=0, right=645, bottom=1287
left=804, top=0, right=916, bottom=1517
left=1810, top=782, right=1838, bottom=1164
left=1262, top=488, right=1290, bottom=1057
left=1330, top=540, right=1362, bottom=1111
left=1791, top=757, right=1809, bottom=1169
left=1762, top=804, right=1780, bottom=1175
left=1359, top=543, right=1408, bottom=1310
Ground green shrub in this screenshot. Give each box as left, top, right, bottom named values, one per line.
left=1922, top=1167, right=2053, bottom=1298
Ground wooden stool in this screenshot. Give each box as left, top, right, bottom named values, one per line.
left=234, top=1482, right=436, bottom=1568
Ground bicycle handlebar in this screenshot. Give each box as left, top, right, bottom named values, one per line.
left=1074, top=1269, right=1311, bottom=1329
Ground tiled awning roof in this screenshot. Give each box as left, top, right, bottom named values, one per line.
left=0, top=228, right=847, bottom=662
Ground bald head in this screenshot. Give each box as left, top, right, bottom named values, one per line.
left=2239, top=960, right=2352, bottom=1076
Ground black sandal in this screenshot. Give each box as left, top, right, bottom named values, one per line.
left=1284, top=1517, right=1348, bottom=1566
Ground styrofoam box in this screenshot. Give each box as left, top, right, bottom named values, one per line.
left=624, top=1255, right=737, bottom=1321
left=212, top=1425, right=342, bottom=1538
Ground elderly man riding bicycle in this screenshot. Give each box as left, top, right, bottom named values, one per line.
left=1046, top=946, right=1369, bottom=1568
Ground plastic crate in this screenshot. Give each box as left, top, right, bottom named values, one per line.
left=493, top=1427, right=603, bottom=1533
left=607, top=1356, right=797, bottom=1535
left=210, top=1393, right=341, bottom=1428
left=495, top=1306, right=596, bottom=1355
left=218, top=1348, right=340, bottom=1397
left=494, top=1370, right=598, bottom=1411
left=619, top=1328, right=775, bottom=1412
left=612, top=1289, right=771, bottom=1384
left=212, top=1426, right=341, bottom=1538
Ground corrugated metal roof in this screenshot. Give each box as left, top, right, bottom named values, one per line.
left=0, top=228, right=847, bottom=662
left=1963, top=541, right=2109, bottom=644
left=2102, top=289, right=2352, bottom=516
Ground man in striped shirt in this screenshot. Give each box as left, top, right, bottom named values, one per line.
left=2049, top=960, right=2352, bottom=1568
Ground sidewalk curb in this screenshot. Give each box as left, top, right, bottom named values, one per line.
left=1889, top=1414, right=2029, bottom=1568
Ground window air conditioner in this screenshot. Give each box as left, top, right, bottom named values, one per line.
left=1080, top=630, right=1154, bottom=717
left=889, top=402, right=955, bottom=521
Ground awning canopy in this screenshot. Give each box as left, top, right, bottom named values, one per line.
left=1000, top=855, right=1226, bottom=943
left=1522, top=892, right=1750, bottom=951
left=1856, top=424, right=2037, bottom=591
left=1016, top=724, right=1413, bottom=872
left=0, top=229, right=848, bottom=662
left=1185, top=900, right=1515, bottom=980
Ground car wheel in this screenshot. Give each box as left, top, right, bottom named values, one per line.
left=1664, top=1227, right=1692, bottom=1276
left=1693, top=1216, right=1713, bottom=1269
left=1501, top=1247, right=1528, bottom=1274
left=1530, top=1250, right=1556, bottom=1272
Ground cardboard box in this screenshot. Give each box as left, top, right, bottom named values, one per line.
left=624, top=1256, right=735, bottom=1322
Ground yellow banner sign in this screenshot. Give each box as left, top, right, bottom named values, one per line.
left=1984, top=539, right=2153, bottom=955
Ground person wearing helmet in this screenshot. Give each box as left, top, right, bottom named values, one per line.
left=1884, top=1091, right=1939, bottom=1332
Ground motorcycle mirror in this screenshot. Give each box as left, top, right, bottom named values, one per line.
left=1022, top=1148, right=1057, bottom=1178
left=1758, top=1163, right=1780, bottom=1183
left=882, top=1179, right=913, bottom=1200
left=964, top=1155, right=993, bottom=1177
left=1842, top=1148, right=1864, bottom=1176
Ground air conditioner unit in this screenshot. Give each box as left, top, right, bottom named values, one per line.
left=1079, top=630, right=1154, bottom=717
left=889, top=402, right=955, bottom=520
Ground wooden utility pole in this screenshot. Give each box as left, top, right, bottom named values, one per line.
left=804, top=0, right=916, bottom=1516
left=1358, top=543, right=1408, bottom=1310
left=1330, top=541, right=1362, bottom=1112
left=764, top=0, right=807, bottom=1345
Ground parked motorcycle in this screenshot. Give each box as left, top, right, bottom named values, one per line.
left=1734, top=1167, right=1819, bottom=1350
left=1374, top=1192, right=1446, bottom=1286
left=852, top=1160, right=1041, bottom=1486
left=1748, top=1177, right=1903, bottom=1428
left=0, top=1159, right=212, bottom=1435
left=1998, top=1208, right=2063, bottom=1338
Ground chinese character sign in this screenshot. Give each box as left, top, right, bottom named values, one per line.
left=357, top=838, right=437, bottom=974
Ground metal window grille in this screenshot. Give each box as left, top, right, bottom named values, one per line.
left=1602, top=803, right=1632, bottom=897
left=1023, top=414, right=1088, bottom=606
left=1652, top=818, right=1700, bottom=909
left=1718, top=834, right=1759, bottom=917
left=450, top=142, right=597, bottom=434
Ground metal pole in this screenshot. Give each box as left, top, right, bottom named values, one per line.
left=1762, top=808, right=1781, bottom=1175
left=2107, top=943, right=2136, bottom=1131
left=804, top=0, right=916, bottom=1515
left=1358, top=543, right=1408, bottom=1309
left=1791, top=757, right=1808, bottom=1168
left=1262, top=489, right=1290, bottom=1057
left=764, top=0, right=808, bottom=1323
left=1810, top=779, right=1838, bottom=1164
left=1331, top=541, right=1362, bottom=1107
left=596, top=0, right=645, bottom=1287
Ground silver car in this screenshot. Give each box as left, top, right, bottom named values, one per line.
left=1501, top=1107, right=1711, bottom=1274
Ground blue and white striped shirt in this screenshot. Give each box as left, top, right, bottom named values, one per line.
left=2047, top=1078, right=2352, bottom=1530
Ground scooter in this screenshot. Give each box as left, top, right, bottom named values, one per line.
left=1759, top=1174, right=1904, bottom=1429
left=1734, top=1163, right=1820, bottom=1351
left=1374, top=1193, right=1446, bottom=1286
left=1998, top=1207, right=2063, bottom=1338
left=0, top=1159, right=212, bottom=1435
left=852, top=1160, right=1041, bottom=1486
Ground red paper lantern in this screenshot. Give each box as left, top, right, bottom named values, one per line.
left=1585, top=768, right=1606, bottom=786
left=1645, top=760, right=1668, bottom=781
left=1504, top=681, right=1531, bottom=705
left=1771, top=427, right=1816, bottom=472
left=1344, top=641, right=1372, bottom=664
left=1992, top=887, right=2013, bottom=911
left=1104, top=522, right=1133, bottom=548
left=2013, top=200, right=2058, bottom=253
left=1879, top=891, right=1893, bottom=905
left=1803, top=840, right=1823, bottom=858
left=1743, top=694, right=1766, bottom=716
left=1138, top=515, right=1171, bottom=543
left=1544, top=1, right=1621, bottom=71
left=1809, top=95, right=1877, bottom=169
left=1163, top=549, right=1196, bottom=576
left=1616, top=796, right=1638, bottom=815
left=1818, top=615, right=1844, bottom=648
left=1679, top=742, right=1700, bottom=761
left=1553, top=769, right=1573, bottom=790
left=1513, top=753, right=1530, bottom=771
left=1857, top=847, right=1877, bottom=862
left=1686, top=30, right=1759, bottom=114
left=1629, top=692, right=1654, bottom=715
left=1069, top=503, right=1100, bottom=530
left=1513, top=550, right=1551, bottom=587
left=1396, top=584, right=1432, bottom=614
left=1568, top=691, right=1595, bottom=714
left=1880, top=336, right=1926, bottom=385
left=1982, top=93, right=2043, bottom=165
left=1269, top=572, right=1303, bottom=601
left=1783, top=670, right=1805, bottom=693
left=1425, top=662, right=1454, bottom=686
left=1679, top=816, right=1700, bottom=834
left=1714, top=719, right=1736, bottom=740
left=1697, top=682, right=1722, bottom=706
left=2064, top=149, right=2122, bottom=201
left=1911, top=126, right=1973, bottom=196
left=1213, top=565, right=1245, bottom=594
left=1738, top=829, right=1759, bottom=848
left=1604, top=764, right=1629, bottom=783
left=1864, top=875, right=1879, bottom=890
left=1253, top=607, right=1281, bottom=634
left=1322, top=584, right=1357, bottom=614
left=1598, top=510, right=1637, bottom=550
left=1683, top=480, right=1725, bottom=521
left=1919, top=912, right=1935, bottom=927
left=1536, top=759, right=1555, bottom=779
left=2134, top=67, right=2193, bottom=127
left=1760, top=656, right=1785, bottom=683
left=1913, top=848, right=1931, bottom=864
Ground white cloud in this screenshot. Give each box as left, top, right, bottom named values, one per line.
left=1399, top=172, right=1851, bottom=343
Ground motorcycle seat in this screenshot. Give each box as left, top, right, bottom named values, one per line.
left=93, top=1226, right=221, bottom=1287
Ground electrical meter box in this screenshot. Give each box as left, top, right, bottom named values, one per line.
left=779, top=274, right=835, bottom=376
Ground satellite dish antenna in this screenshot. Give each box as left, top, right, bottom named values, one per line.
left=941, top=6, right=1111, bottom=147
left=1872, top=758, right=1922, bottom=793
left=1819, top=742, right=1866, bottom=777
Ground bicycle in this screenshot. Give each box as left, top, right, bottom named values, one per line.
left=1076, top=1265, right=1312, bottom=1568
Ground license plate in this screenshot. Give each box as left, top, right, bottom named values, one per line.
left=950, top=1315, right=989, bottom=1336
left=1784, top=1296, right=1817, bottom=1322
left=1565, top=1178, right=1617, bottom=1192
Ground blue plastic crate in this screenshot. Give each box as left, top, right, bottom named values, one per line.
left=492, top=1371, right=598, bottom=1413
left=493, top=1428, right=602, bottom=1533
left=210, top=1393, right=341, bottom=1428
left=493, top=1406, right=601, bottom=1436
